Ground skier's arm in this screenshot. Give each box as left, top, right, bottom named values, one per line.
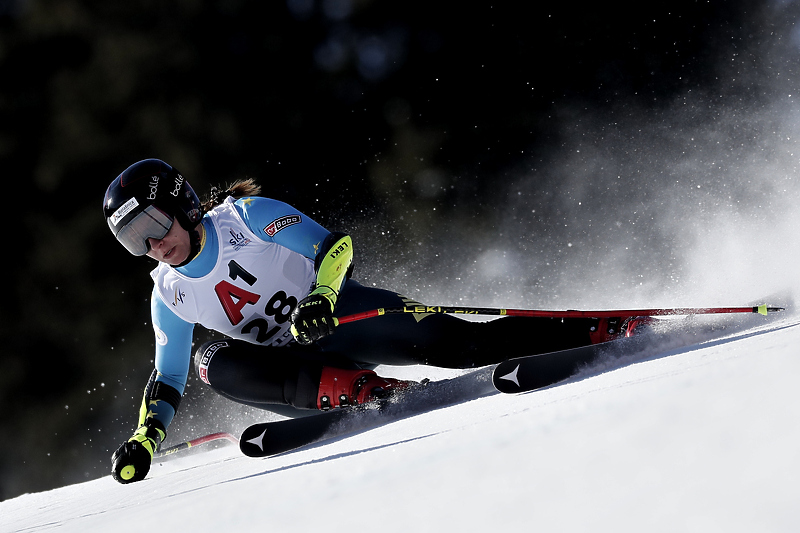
left=234, top=196, right=330, bottom=260
left=233, top=196, right=353, bottom=343
left=111, top=293, right=194, bottom=484
left=290, top=232, right=354, bottom=344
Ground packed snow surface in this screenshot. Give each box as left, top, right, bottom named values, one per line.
left=4, top=316, right=799, bottom=533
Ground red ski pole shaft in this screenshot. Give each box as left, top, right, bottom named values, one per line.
left=154, top=432, right=238, bottom=458
left=334, top=304, right=783, bottom=326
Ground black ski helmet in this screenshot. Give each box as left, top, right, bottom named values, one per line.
left=103, top=159, right=202, bottom=256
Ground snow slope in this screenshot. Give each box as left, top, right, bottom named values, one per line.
left=4, top=316, right=799, bottom=533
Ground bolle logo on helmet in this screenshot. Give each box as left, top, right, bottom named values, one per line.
left=148, top=175, right=160, bottom=200
left=110, top=197, right=140, bottom=226
left=171, top=174, right=185, bottom=197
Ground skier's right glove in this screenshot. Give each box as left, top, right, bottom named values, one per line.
left=111, top=421, right=165, bottom=484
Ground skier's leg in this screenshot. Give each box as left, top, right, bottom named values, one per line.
left=322, top=280, right=599, bottom=368
left=193, top=338, right=414, bottom=415
left=194, top=339, right=331, bottom=415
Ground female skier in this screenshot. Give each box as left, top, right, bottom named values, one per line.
left=104, top=158, right=627, bottom=484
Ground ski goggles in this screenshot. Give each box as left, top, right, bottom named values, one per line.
left=111, top=204, right=174, bottom=256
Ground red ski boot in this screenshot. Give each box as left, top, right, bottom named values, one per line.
left=589, top=316, right=660, bottom=344
left=317, top=367, right=416, bottom=410
left=622, top=316, right=659, bottom=337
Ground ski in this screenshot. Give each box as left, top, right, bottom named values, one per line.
left=493, top=336, right=659, bottom=394
left=492, top=312, right=783, bottom=394
left=239, top=366, right=496, bottom=458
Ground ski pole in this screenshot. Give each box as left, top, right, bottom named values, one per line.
left=334, top=304, right=784, bottom=325
left=154, top=432, right=238, bottom=459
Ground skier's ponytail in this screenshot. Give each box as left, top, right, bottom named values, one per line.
left=201, top=178, right=262, bottom=213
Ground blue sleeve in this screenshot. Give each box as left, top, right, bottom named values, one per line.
left=233, top=197, right=331, bottom=260
left=149, top=289, right=195, bottom=429
left=151, top=290, right=194, bottom=394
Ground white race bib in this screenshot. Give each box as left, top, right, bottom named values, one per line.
left=152, top=198, right=315, bottom=346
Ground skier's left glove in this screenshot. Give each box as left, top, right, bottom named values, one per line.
left=290, top=232, right=353, bottom=345
left=111, top=421, right=165, bottom=484
left=290, top=286, right=338, bottom=345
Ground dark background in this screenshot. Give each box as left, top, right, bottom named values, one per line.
left=2, top=0, right=796, bottom=500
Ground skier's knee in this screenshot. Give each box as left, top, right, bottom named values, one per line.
left=194, top=339, right=232, bottom=387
